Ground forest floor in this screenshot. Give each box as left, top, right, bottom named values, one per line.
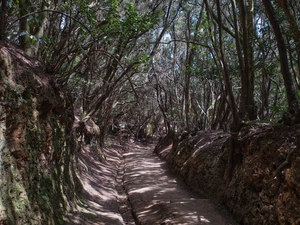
left=64, top=136, right=238, bottom=225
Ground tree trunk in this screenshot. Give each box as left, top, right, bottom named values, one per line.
left=19, top=0, right=31, bottom=54
left=19, top=1, right=47, bottom=56
left=238, top=0, right=256, bottom=120
left=262, top=0, right=299, bottom=115
left=207, top=0, right=240, bottom=130
left=184, top=11, right=192, bottom=132
left=275, top=0, right=300, bottom=89
left=0, top=0, right=7, bottom=40
left=260, top=50, right=271, bottom=120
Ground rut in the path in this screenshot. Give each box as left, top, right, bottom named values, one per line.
left=115, top=147, right=137, bottom=225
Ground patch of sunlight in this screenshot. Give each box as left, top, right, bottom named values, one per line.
left=80, top=208, right=98, bottom=219
left=137, top=208, right=157, bottom=215
left=84, top=181, right=116, bottom=202
left=170, top=212, right=200, bottom=224
left=156, top=187, right=177, bottom=193
left=98, top=211, right=122, bottom=219
left=199, top=215, right=210, bottom=223
left=75, top=203, right=124, bottom=222
left=130, top=186, right=156, bottom=194
left=192, top=142, right=211, bottom=157
left=177, top=199, right=196, bottom=203
left=157, top=176, right=173, bottom=181
left=135, top=145, right=147, bottom=149
left=87, top=200, right=105, bottom=209
left=131, top=170, right=161, bottom=176
left=140, top=163, right=162, bottom=168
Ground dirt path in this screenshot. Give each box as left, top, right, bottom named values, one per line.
left=65, top=139, right=237, bottom=224
left=64, top=142, right=133, bottom=225
left=123, top=142, right=236, bottom=225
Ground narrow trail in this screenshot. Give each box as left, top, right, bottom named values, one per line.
left=122, top=141, right=235, bottom=225
left=64, top=142, right=127, bottom=225
left=65, top=138, right=237, bottom=224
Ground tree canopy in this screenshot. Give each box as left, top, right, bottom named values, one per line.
left=1, top=0, right=300, bottom=138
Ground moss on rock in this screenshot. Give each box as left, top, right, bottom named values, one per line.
left=0, top=42, right=81, bottom=224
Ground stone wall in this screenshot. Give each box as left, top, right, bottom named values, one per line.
left=0, top=43, right=81, bottom=225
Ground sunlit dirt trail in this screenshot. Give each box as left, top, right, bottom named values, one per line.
left=122, top=141, right=235, bottom=225
left=64, top=138, right=237, bottom=225
left=64, top=141, right=130, bottom=225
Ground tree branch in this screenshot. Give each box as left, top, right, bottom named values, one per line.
left=10, top=9, right=95, bottom=40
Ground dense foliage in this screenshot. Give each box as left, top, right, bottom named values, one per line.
left=1, top=0, right=300, bottom=135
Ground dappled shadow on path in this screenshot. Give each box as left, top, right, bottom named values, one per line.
left=123, top=143, right=231, bottom=225
left=64, top=143, right=124, bottom=225
left=64, top=138, right=235, bottom=225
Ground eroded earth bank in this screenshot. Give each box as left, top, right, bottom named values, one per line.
left=0, top=42, right=80, bottom=225
left=155, top=127, right=300, bottom=225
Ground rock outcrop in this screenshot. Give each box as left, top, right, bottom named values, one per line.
left=155, top=125, right=300, bottom=224
left=0, top=42, right=81, bottom=225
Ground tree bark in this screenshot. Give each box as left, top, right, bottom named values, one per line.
left=205, top=0, right=240, bottom=130
left=183, top=11, right=191, bottom=132
left=19, top=0, right=31, bottom=54
left=0, top=0, right=7, bottom=40
left=262, top=0, right=299, bottom=115
left=238, top=0, right=256, bottom=120
left=275, top=0, right=300, bottom=88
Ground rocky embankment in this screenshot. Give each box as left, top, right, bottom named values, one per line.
left=0, top=42, right=80, bottom=224
left=154, top=125, right=300, bottom=224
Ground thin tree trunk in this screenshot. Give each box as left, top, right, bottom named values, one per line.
left=214, top=0, right=240, bottom=130
left=262, top=0, right=299, bottom=116
left=184, top=11, right=192, bottom=132
left=0, top=0, right=7, bottom=40
left=260, top=49, right=271, bottom=119
left=239, top=0, right=256, bottom=120
left=276, top=0, right=300, bottom=51
left=19, top=0, right=31, bottom=54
